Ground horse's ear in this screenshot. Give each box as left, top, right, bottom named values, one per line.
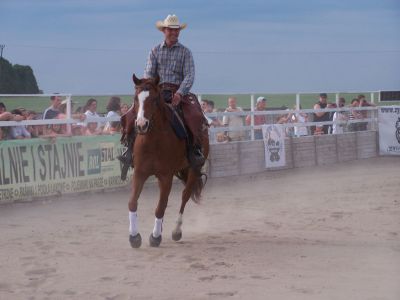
left=153, top=75, right=160, bottom=86
left=132, top=73, right=141, bottom=86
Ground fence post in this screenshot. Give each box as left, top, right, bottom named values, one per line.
left=370, top=92, right=376, bottom=131
left=250, top=94, right=255, bottom=140
left=296, top=93, right=300, bottom=110
left=66, top=95, right=72, bottom=135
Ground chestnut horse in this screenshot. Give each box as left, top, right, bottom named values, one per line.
left=128, top=74, right=209, bottom=248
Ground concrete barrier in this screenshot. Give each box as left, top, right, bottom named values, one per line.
left=208, top=130, right=378, bottom=178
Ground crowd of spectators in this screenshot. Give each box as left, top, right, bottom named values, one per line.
left=201, top=93, right=376, bottom=143
left=1, top=93, right=376, bottom=142
left=0, top=95, right=131, bottom=141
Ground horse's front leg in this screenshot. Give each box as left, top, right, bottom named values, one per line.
left=149, top=174, right=173, bottom=247
left=128, top=172, right=148, bottom=248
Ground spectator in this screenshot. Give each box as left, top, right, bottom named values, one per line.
left=332, top=97, right=348, bottom=134
left=202, top=99, right=221, bottom=144
left=120, top=103, right=130, bottom=115
left=222, top=96, right=245, bottom=141
left=103, top=96, right=121, bottom=134
left=312, top=93, right=330, bottom=135
left=43, top=94, right=62, bottom=119
left=0, top=103, right=24, bottom=121
left=9, top=109, right=31, bottom=139
left=0, top=103, right=25, bottom=139
left=291, top=105, right=309, bottom=137
left=26, top=111, right=43, bottom=138
left=201, top=99, right=209, bottom=113
left=46, top=100, right=84, bottom=136
left=326, top=102, right=337, bottom=134
left=314, top=126, right=324, bottom=135
left=358, top=94, right=375, bottom=109
left=348, top=98, right=363, bottom=132
left=0, top=102, right=6, bottom=115
left=246, top=96, right=267, bottom=140
left=83, top=98, right=102, bottom=130
left=357, top=94, right=375, bottom=131
left=84, top=121, right=103, bottom=136
left=277, top=109, right=294, bottom=137
left=204, top=100, right=221, bottom=126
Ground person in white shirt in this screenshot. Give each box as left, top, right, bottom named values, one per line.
left=103, top=96, right=121, bottom=134
left=332, top=97, right=348, bottom=134
left=83, top=98, right=102, bottom=130
left=9, top=109, right=31, bottom=139
left=291, top=105, right=309, bottom=137
left=222, top=97, right=245, bottom=141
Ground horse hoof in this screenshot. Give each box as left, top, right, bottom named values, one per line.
left=149, top=234, right=162, bottom=247
left=129, top=233, right=142, bottom=248
left=172, top=230, right=182, bottom=241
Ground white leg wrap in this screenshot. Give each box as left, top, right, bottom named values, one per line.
left=129, top=211, right=138, bottom=236
left=152, top=218, right=163, bottom=238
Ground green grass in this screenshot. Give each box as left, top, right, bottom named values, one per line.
left=201, top=92, right=400, bottom=110
left=1, top=92, right=399, bottom=114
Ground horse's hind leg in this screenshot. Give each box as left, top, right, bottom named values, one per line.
left=172, top=169, right=197, bottom=241
left=149, top=175, right=173, bottom=247
left=128, top=173, right=148, bottom=248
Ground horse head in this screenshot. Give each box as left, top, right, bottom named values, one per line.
left=132, top=74, right=160, bottom=134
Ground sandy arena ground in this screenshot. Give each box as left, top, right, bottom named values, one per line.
left=0, top=156, right=399, bottom=300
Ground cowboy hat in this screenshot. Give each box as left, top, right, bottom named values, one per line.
left=156, top=14, right=187, bottom=31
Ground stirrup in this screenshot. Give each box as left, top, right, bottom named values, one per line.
left=118, top=149, right=133, bottom=181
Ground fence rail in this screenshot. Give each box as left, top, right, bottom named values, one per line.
left=0, top=93, right=379, bottom=142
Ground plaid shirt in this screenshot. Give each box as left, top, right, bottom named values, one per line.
left=144, top=41, right=195, bottom=95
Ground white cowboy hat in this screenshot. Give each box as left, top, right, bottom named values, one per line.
left=156, top=14, right=187, bottom=31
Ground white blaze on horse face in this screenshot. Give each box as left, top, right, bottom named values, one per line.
left=136, top=90, right=150, bottom=127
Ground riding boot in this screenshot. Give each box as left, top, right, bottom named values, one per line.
left=188, top=143, right=206, bottom=174
left=117, top=134, right=136, bottom=180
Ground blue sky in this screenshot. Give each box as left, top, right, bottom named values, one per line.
left=1, top=0, right=399, bottom=94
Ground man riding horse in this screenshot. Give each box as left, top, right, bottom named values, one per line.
left=119, top=14, right=207, bottom=180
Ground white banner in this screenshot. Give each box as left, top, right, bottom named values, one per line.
left=378, top=106, right=400, bottom=155
left=262, top=124, right=286, bottom=168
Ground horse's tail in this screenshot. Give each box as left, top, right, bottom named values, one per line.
left=176, top=169, right=207, bottom=204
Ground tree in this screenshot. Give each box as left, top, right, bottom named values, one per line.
left=0, top=57, right=40, bottom=94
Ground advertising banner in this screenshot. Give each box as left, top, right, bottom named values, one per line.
left=0, top=135, right=130, bottom=203
left=378, top=106, right=400, bottom=155
left=262, top=124, right=286, bottom=168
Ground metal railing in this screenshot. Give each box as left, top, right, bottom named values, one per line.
left=206, top=106, right=378, bottom=143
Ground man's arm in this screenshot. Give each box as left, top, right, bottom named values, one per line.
left=176, top=48, right=195, bottom=96
left=144, top=48, right=158, bottom=79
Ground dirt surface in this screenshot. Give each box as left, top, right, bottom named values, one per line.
left=0, top=156, right=399, bottom=300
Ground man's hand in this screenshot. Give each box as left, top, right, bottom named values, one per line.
left=172, top=92, right=182, bottom=106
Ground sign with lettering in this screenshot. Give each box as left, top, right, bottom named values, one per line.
left=378, top=106, right=400, bottom=155
left=0, top=135, right=131, bottom=203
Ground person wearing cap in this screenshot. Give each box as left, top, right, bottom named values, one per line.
left=245, top=96, right=267, bottom=140
left=312, top=93, right=330, bottom=134
left=119, top=14, right=207, bottom=179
